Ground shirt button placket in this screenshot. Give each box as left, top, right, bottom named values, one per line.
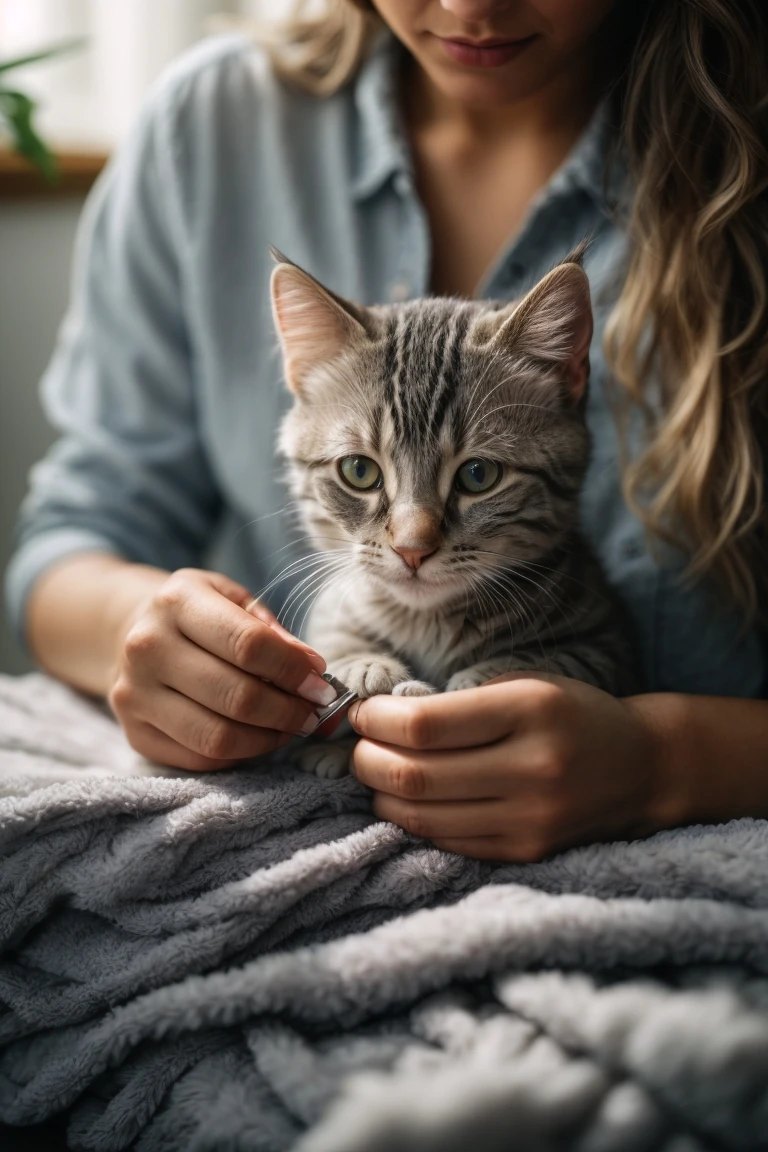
left=389, top=169, right=429, bottom=303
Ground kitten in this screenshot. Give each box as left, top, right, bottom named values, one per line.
left=270, top=244, right=632, bottom=775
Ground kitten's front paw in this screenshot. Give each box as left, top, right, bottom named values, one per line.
left=331, top=657, right=412, bottom=699
left=392, top=680, right=438, bottom=697
left=445, top=668, right=493, bottom=692
left=296, top=741, right=353, bottom=779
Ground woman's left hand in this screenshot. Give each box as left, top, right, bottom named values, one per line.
left=349, top=675, right=672, bottom=862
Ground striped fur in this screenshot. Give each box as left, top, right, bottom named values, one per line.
left=271, top=247, right=633, bottom=736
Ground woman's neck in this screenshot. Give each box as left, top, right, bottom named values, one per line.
left=402, top=39, right=610, bottom=153
left=395, top=37, right=613, bottom=299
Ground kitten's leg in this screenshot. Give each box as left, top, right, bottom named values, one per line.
left=392, top=680, right=438, bottom=697
left=296, top=738, right=357, bottom=780
left=330, top=654, right=436, bottom=698
left=445, top=658, right=544, bottom=692
left=307, top=585, right=436, bottom=698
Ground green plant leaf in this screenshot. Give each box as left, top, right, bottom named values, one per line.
left=0, top=89, right=59, bottom=182
left=0, top=38, right=88, bottom=76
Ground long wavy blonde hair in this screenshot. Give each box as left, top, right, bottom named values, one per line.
left=230, top=0, right=768, bottom=621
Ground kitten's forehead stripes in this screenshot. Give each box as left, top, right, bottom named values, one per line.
left=428, top=309, right=470, bottom=441
left=383, top=314, right=402, bottom=441
left=386, top=303, right=472, bottom=455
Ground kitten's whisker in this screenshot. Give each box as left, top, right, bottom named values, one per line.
left=472, top=556, right=562, bottom=633
left=306, top=565, right=358, bottom=637
left=231, top=502, right=304, bottom=543
left=277, top=555, right=352, bottom=606
left=479, top=558, right=562, bottom=616
left=479, top=567, right=559, bottom=660
left=256, top=550, right=351, bottom=602
left=478, top=567, right=534, bottom=640
left=468, top=574, right=517, bottom=664
left=258, top=530, right=326, bottom=568
left=465, top=554, right=537, bottom=634
left=462, top=344, right=509, bottom=428
left=261, top=539, right=379, bottom=596
left=472, top=549, right=598, bottom=599
left=478, top=401, right=558, bottom=425
left=281, top=561, right=353, bottom=634
left=469, top=576, right=512, bottom=659
left=466, top=367, right=523, bottom=428
left=287, top=562, right=356, bottom=636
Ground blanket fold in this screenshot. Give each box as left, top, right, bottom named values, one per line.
left=1, top=673, right=767, bottom=1151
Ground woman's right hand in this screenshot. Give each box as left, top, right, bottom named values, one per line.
left=108, top=568, right=336, bottom=771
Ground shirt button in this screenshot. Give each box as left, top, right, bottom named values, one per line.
left=622, top=540, right=643, bottom=560
left=389, top=280, right=412, bottom=303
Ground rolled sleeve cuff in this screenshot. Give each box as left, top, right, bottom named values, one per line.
left=4, top=530, right=126, bottom=659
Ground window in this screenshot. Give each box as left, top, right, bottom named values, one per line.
left=0, top=0, right=273, bottom=150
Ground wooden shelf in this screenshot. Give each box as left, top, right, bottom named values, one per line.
left=0, top=147, right=109, bottom=200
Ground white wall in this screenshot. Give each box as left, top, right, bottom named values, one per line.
left=0, top=0, right=291, bottom=148
left=0, top=199, right=83, bottom=675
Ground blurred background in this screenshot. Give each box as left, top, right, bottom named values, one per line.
left=0, top=0, right=288, bottom=675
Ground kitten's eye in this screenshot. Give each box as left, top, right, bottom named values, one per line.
left=455, top=459, right=501, bottom=495
left=339, top=455, right=382, bottom=491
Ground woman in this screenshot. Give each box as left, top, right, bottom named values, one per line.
left=6, top=0, right=768, bottom=861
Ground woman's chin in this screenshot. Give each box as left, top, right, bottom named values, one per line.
left=417, top=40, right=547, bottom=110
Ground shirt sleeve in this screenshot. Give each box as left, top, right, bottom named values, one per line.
left=3, top=70, right=224, bottom=657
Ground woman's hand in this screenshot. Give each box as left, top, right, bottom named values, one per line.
left=349, top=674, right=672, bottom=862
left=109, top=568, right=336, bottom=771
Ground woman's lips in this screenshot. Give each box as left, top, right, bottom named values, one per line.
left=437, top=35, right=537, bottom=69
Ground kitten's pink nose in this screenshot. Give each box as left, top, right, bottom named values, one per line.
left=388, top=508, right=442, bottom=570
left=393, top=545, right=438, bottom=570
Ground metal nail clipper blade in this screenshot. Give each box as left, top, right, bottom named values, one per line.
left=305, top=673, right=359, bottom=736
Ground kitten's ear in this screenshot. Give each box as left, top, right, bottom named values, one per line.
left=270, top=249, right=368, bottom=396
left=495, top=259, right=594, bottom=404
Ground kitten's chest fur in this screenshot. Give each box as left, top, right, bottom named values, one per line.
left=306, top=546, right=634, bottom=698
left=308, top=581, right=473, bottom=680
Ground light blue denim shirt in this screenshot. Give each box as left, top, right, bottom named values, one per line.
left=5, top=31, right=765, bottom=697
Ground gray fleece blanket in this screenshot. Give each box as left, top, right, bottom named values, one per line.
left=1, top=673, right=767, bottom=1152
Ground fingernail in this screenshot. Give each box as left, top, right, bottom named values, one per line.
left=305, top=651, right=327, bottom=674
left=298, top=712, right=320, bottom=736
left=270, top=624, right=326, bottom=671
left=348, top=701, right=362, bottom=731
left=297, top=671, right=338, bottom=707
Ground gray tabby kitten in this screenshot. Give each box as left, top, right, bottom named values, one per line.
left=271, top=244, right=631, bottom=773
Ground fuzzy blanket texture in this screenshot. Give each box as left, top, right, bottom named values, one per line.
left=1, top=672, right=767, bottom=1152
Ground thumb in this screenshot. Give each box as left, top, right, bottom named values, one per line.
left=481, top=671, right=566, bottom=688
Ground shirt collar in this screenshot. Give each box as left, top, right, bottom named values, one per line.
left=548, top=93, right=629, bottom=217
left=350, top=31, right=409, bottom=201
left=350, top=31, right=629, bottom=213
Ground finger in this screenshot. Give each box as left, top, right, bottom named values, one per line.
left=352, top=737, right=526, bottom=800
left=429, top=836, right=522, bottom=862
left=134, top=683, right=294, bottom=762
left=165, top=583, right=335, bottom=706
left=203, top=570, right=262, bottom=612
left=152, top=637, right=321, bottom=735
left=372, top=792, right=511, bottom=838
left=201, top=572, right=322, bottom=656
left=127, top=720, right=240, bottom=773
left=482, top=671, right=564, bottom=687
left=244, top=598, right=325, bottom=666
left=348, top=682, right=528, bottom=751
